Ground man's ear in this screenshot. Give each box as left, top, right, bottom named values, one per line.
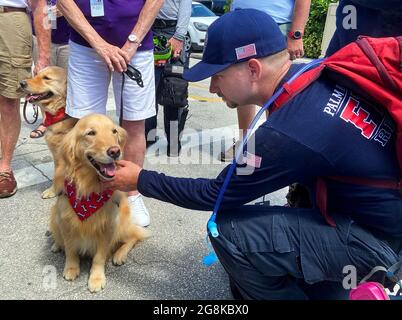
left=247, top=58, right=263, bottom=81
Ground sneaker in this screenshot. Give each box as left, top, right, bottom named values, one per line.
left=0, top=171, right=17, bottom=198
left=128, top=194, right=150, bottom=227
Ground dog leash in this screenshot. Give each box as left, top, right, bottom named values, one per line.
left=203, top=59, right=324, bottom=266
left=23, top=100, right=39, bottom=124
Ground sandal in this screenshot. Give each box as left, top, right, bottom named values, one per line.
left=30, top=123, right=46, bottom=139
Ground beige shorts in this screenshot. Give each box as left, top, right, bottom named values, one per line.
left=0, top=12, right=32, bottom=99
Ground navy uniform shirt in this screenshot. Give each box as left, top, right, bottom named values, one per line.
left=138, top=65, right=402, bottom=238
left=326, top=0, right=402, bottom=56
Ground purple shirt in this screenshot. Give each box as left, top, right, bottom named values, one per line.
left=70, top=0, right=153, bottom=51
left=52, top=17, right=70, bottom=44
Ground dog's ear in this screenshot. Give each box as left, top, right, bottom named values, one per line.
left=61, top=127, right=78, bottom=167
left=116, top=126, right=127, bottom=149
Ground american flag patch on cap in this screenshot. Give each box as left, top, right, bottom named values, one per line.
left=235, top=44, right=257, bottom=60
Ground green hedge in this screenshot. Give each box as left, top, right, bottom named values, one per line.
left=224, top=0, right=337, bottom=58
left=304, top=0, right=338, bottom=58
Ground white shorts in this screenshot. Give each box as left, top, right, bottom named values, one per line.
left=66, top=41, right=156, bottom=121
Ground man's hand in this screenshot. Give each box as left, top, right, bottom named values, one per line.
left=287, top=38, right=304, bottom=61
left=94, top=40, right=130, bottom=73
left=169, top=37, right=184, bottom=58
left=101, top=160, right=142, bottom=192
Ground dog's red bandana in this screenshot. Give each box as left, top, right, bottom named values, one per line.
left=64, top=180, right=113, bottom=221
left=44, top=108, right=67, bottom=127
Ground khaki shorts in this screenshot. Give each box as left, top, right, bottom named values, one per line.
left=0, top=12, right=32, bottom=99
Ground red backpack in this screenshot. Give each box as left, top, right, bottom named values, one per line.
left=273, top=36, right=402, bottom=226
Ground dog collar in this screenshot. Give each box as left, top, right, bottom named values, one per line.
left=64, top=180, right=114, bottom=221
left=44, top=108, right=67, bottom=127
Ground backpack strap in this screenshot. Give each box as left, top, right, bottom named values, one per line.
left=355, top=37, right=399, bottom=93
left=397, top=36, right=402, bottom=70
left=272, top=65, right=325, bottom=113
left=328, top=176, right=401, bottom=191
left=316, top=176, right=401, bottom=228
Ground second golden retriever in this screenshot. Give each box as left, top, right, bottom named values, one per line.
left=21, top=66, right=77, bottom=199
left=50, top=114, right=148, bottom=293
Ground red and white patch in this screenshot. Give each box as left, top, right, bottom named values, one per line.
left=245, top=152, right=262, bottom=168
left=235, top=44, right=257, bottom=60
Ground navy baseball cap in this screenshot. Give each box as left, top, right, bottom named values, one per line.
left=183, top=9, right=287, bottom=82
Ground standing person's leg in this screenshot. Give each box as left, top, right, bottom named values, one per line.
left=113, top=49, right=156, bottom=227
left=145, top=65, right=163, bottom=148
left=54, top=43, right=69, bottom=70
left=163, top=104, right=189, bottom=157
left=210, top=205, right=400, bottom=300
left=163, top=46, right=190, bottom=157
left=219, top=104, right=256, bottom=162
left=0, top=11, right=32, bottom=197
left=0, top=97, right=20, bottom=197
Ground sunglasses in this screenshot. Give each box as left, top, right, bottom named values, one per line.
left=124, top=64, right=144, bottom=88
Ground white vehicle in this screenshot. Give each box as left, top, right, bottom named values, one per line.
left=186, top=1, right=219, bottom=51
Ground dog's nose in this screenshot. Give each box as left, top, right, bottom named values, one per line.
left=19, top=80, right=27, bottom=89
left=107, top=146, right=121, bottom=159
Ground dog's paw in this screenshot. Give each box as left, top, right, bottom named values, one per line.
left=88, top=274, right=106, bottom=293
left=112, top=251, right=127, bottom=266
left=63, top=267, right=80, bottom=281
left=51, top=243, right=61, bottom=253
left=42, top=187, right=57, bottom=199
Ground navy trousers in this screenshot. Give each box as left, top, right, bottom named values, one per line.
left=210, top=205, right=402, bottom=300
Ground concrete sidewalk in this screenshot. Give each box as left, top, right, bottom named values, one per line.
left=0, top=55, right=288, bottom=299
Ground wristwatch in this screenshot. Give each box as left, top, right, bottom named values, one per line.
left=128, top=34, right=142, bottom=47
left=288, top=30, right=303, bottom=40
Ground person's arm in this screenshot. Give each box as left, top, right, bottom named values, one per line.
left=31, top=0, right=51, bottom=74
left=121, top=0, right=165, bottom=61
left=288, top=0, right=311, bottom=60
left=169, top=0, right=191, bottom=58
left=102, top=127, right=332, bottom=211
left=57, top=0, right=129, bottom=72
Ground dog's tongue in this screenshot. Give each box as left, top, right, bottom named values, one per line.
left=100, top=163, right=116, bottom=177
left=26, top=94, right=41, bottom=102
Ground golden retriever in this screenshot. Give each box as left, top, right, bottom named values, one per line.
left=20, top=66, right=77, bottom=199
left=50, top=114, right=148, bottom=293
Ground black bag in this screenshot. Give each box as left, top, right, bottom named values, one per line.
left=158, top=59, right=189, bottom=108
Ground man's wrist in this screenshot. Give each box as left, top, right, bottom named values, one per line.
left=288, top=30, right=303, bottom=40
left=128, top=33, right=142, bottom=47
left=173, top=34, right=185, bottom=42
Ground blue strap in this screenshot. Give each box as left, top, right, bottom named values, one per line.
left=203, top=59, right=324, bottom=265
